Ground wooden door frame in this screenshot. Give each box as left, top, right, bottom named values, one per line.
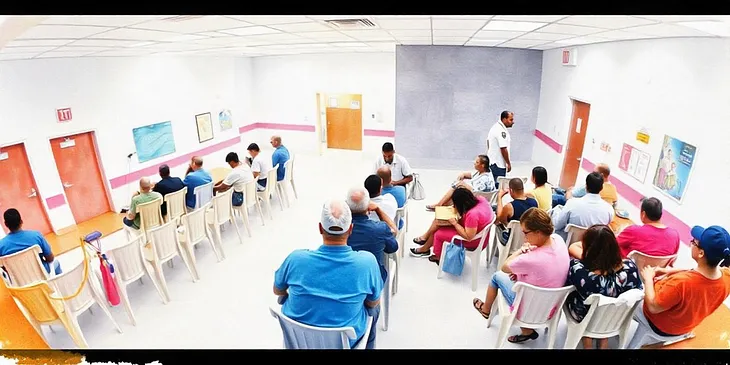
left=0, top=140, right=54, bottom=233
left=47, top=129, right=116, bottom=220
left=559, top=97, right=592, bottom=188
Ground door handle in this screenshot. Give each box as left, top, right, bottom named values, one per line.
left=576, top=158, right=581, bottom=161
left=28, top=188, right=37, bottom=198
left=63, top=182, right=73, bottom=188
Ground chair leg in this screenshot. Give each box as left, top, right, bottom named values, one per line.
left=241, top=208, right=252, bottom=237
left=495, top=316, right=514, bottom=348
left=179, top=247, right=200, bottom=282
left=59, top=314, right=89, bottom=348
left=143, top=260, right=169, bottom=304
left=274, top=188, right=284, bottom=212
left=255, top=201, right=266, bottom=226
left=628, top=325, right=648, bottom=349
left=471, top=254, right=479, bottom=292
left=264, top=198, right=274, bottom=220
left=117, top=282, right=137, bottom=326
left=290, top=179, right=298, bottom=199
left=205, top=225, right=224, bottom=261
left=546, top=318, right=561, bottom=349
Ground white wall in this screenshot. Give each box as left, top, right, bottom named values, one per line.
left=249, top=53, right=396, bottom=156
left=0, top=56, right=254, bottom=231
left=532, top=37, right=730, bottom=229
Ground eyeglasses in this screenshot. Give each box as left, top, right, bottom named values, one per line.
left=522, top=230, right=533, bottom=235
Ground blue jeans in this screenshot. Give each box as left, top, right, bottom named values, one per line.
left=490, top=164, right=507, bottom=189
left=490, top=271, right=516, bottom=306
left=256, top=178, right=268, bottom=192
left=122, top=217, right=137, bottom=229
left=361, top=304, right=380, bottom=349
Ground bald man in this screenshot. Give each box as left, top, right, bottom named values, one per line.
left=270, top=135, right=290, bottom=182
left=566, top=163, right=618, bottom=206
left=377, top=166, right=407, bottom=229
left=123, top=177, right=163, bottom=230
left=183, top=156, right=212, bottom=209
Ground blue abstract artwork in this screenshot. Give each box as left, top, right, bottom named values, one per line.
left=132, top=121, right=176, bottom=163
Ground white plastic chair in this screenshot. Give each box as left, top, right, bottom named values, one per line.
left=563, top=289, right=644, bottom=349
left=628, top=303, right=696, bottom=349
left=194, top=181, right=214, bottom=209
left=437, top=215, right=496, bottom=292
left=207, top=189, right=244, bottom=248
left=490, top=220, right=524, bottom=269
left=106, top=235, right=168, bottom=325
left=486, top=282, right=575, bottom=349
left=565, top=224, right=588, bottom=245
left=123, top=197, right=163, bottom=243
left=276, top=156, right=298, bottom=207
left=163, top=186, right=187, bottom=224
left=395, top=202, right=409, bottom=259
left=627, top=250, right=677, bottom=273
left=269, top=306, right=373, bottom=349
left=497, top=176, right=528, bottom=189
left=233, top=180, right=267, bottom=236
left=381, top=254, right=396, bottom=331
left=474, top=190, right=497, bottom=203
left=180, top=202, right=223, bottom=262
left=48, top=258, right=123, bottom=336
left=143, top=221, right=200, bottom=302
left=256, top=164, right=285, bottom=219
left=0, top=245, right=53, bottom=287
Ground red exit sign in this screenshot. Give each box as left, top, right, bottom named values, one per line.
left=56, top=108, right=72, bottom=123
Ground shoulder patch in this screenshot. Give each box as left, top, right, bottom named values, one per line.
left=501, top=132, right=507, bottom=139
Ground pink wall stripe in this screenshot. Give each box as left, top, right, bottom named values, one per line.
left=364, top=129, right=395, bottom=138
left=240, top=122, right=315, bottom=133
left=109, top=136, right=241, bottom=189
left=534, top=129, right=563, bottom=153
left=46, top=194, right=66, bottom=210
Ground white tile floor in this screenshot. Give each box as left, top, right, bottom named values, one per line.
left=45, top=149, right=699, bottom=349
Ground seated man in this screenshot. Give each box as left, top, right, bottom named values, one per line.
left=273, top=199, right=383, bottom=349
left=426, top=154, right=496, bottom=211
left=495, top=178, right=538, bottom=245
left=635, top=225, right=730, bottom=342
left=617, top=197, right=680, bottom=258
left=123, top=177, right=163, bottom=230
left=553, top=163, right=618, bottom=208
left=0, top=208, right=62, bottom=276
left=270, top=135, right=290, bottom=182
left=152, top=164, right=185, bottom=218
left=214, top=152, right=254, bottom=207
left=247, top=143, right=274, bottom=191
left=346, top=187, right=398, bottom=284
left=551, top=172, right=615, bottom=242
left=364, top=174, right=398, bottom=224
left=373, top=142, right=413, bottom=188
left=377, top=166, right=407, bottom=230
left=183, top=156, right=212, bottom=209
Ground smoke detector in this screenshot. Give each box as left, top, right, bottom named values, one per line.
left=324, top=18, right=377, bottom=29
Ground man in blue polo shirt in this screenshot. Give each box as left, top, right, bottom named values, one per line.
left=270, top=135, right=290, bottom=182
left=183, top=156, right=212, bottom=209
left=273, top=199, right=382, bottom=349
left=377, top=166, right=407, bottom=230
left=0, top=208, right=62, bottom=276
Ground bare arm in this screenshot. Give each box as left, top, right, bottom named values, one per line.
left=273, top=284, right=288, bottom=296
left=496, top=192, right=513, bottom=224
left=365, top=298, right=380, bottom=308
left=568, top=241, right=583, bottom=259
left=500, top=147, right=511, bottom=171
left=450, top=218, right=477, bottom=241
left=392, top=175, right=413, bottom=186
left=640, top=267, right=668, bottom=315
left=501, top=247, right=526, bottom=273
left=374, top=207, right=397, bottom=236
left=214, top=183, right=232, bottom=193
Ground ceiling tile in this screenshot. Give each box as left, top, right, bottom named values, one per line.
left=536, top=23, right=604, bottom=35
left=472, top=30, right=526, bottom=40
left=591, top=29, right=659, bottom=40
left=65, top=39, right=146, bottom=47
left=191, top=37, right=241, bottom=45
left=367, top=41, right=396, bottom=51
left=328, top=42, right=369, bottom=47
left=464, top=39, right=503, bottom=47
left=217, top=26, right=280, bottom=36
left=558, top=16, right=657, bottom=29
left=52, top=46, right=114, bottom=52
left=677, top=20, right=730, bottom=37
left=626, top=23, right=717, bottom=37
left=298, top=31, right=354, bottom=42
left=35, top=50, right=101, bottom=58
left=432, top=37, right=467, bottom=45
left=431, top=18, right=489, bottom=30
left=0, top=46, right=57, bottom=54
left=431, top=16, right=494, bottom=21
left=87, top=28, right=184, bottom=41
left=530, top=43, right=561, bottom=50
left=492, top=15, right=566, bottom=23
left=17, top=25, right=114, bottom=39
left=482, top=20, right=547, bottom=32
left=388, top=29, right=432, bottom=38
left=498, top=39, right=549, bottom=48
left=197, top=31, right=231, bottom=37
left=432, top=29, right=477, bottom=37
left=5, top=39, right=75, bottom=47
left=41, top=16, right=163, bottom=27
left=555, top=36, right=613, bottom=46
left=139, top=42, right=216, bottom=51
left=636, top=16, right=730, bottom=23
left=92, top=49, right=156, bottom=57
left=239, top=33, right=308, bottom=44
left=373, top=17, right=431, bottom=30
left=227, top=16, right=311, bottom=25
left=164, top=34, right=209, bottom=42
left=339, top=30, right=394, bottom=41
left=517, top=32, right=574, bottom=41
left=270, top=22, right=334, bottom=32
left=398, top=39, right=432, bottom=45
left=130, top=16, right=252, bottom=33
left=0, top=53, right=39, bottom=60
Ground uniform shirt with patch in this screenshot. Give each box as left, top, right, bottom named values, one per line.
left=486, top=121, right=511, bottom=169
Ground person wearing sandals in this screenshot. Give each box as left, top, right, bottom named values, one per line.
left=410, top=187, right=493, bottom=264
left=425, top=155, right=495, bottom=211
left=565, top=224, right=642, bottom=349
left=472, top=207, right=570, bottom=344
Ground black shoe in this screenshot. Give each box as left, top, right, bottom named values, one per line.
left=409, top=248, right=430, bottom=258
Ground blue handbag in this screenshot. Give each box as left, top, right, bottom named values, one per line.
left=232, top=191, right=244, bottom=206
left=442, top=240, right=466, bottom=276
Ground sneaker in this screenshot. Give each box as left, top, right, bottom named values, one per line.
left=409, top=248, right=430, bottom=258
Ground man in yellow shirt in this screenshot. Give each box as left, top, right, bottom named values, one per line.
left=553, top=163, right=618, bottom=208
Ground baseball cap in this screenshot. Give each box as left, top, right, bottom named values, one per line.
left=691, top=225, right=730, bottom=263
left=320, top=199, right=352, bottom=235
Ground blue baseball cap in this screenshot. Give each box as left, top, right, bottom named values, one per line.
left=691, top=225, right=730, bottom=263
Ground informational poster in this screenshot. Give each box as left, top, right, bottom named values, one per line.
left=218, top=109, right=233, bottom=131
left=195, top=112, right=214, bottom=143
left=132, top=121, right=176, bottom=163
left=652, top=135, right=697, bottom=203
left=618, top=143, right=651, bottom=183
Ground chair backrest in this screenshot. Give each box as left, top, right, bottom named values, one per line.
left=194, top=182, right=214, bottom=209
left=106, top=236, right=147, bottom=283
left=164, top=186, right=188, bottom=222
left=0, top=245, right=49, bottom=287
left=565, top=224, right=588, bottom=245
left=498, top=176, right=528, bottom=188
left=211, top=189, right=233, bottom=225
left=137, top=197, right=164, bottom=232
left=182, top=203, right=210, bottom=244
left=269, top=306, right=356, bottom=349
left=473, top=215, right=497, bottom=252
left=511, top=282, right=575, bottom=324
left=581, top=289, right=645, bottom=335
left=474, top=190, right=497, bottom=202
left=504, top=220, right=525, bottom=256
left=284, top=156, right=294, bottom=182
left=48, top=258, right=94, bottom=313
left=146, top=221, right=181, bottom=262
left=6, top=281, right=63, bottom=323
left=244, top=180, right=258, bottom=209
left=267, top=164, right=279, bottom=185
left=627, top=250, right=677, bottom=271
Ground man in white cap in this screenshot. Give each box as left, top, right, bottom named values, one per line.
left=273, top=199, right=383, bottom=349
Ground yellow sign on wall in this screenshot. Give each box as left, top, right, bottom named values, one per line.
left=636, top=131, right=650, bottom=144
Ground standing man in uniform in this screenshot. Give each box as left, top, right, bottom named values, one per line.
left=487, top=110, right=514, bottom=188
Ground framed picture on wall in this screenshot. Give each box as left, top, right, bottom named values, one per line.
left=651, top=134, right=698, bottom=204
left=195, top=112, right=214, bottom=143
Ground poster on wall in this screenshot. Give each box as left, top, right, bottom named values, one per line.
left=652, top=135, right=697, bottom=203
left=132, top=121, right=176, bottom=163
left=218, top=109, right=233, bottom=131
left=195, top=112, right=214, bottom=143
left=618, top=143, right=651, bottom=183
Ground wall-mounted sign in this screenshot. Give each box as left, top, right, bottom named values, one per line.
left=350, top=100, right=360, bottom=109
left=562, top=48, right=577, bottom=66
left=619, top=143, right=651, bottom=183
left=60, top=138, right=76, bottom=149
left=0, top=152, right=8, bottom=161
left=636, top=127, right=650, bottom=144
left=56, top=108, right=72, bottom=123
left=599, top=141, right=611, bottom=152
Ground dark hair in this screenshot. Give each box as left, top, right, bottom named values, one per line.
left=532, top=166, right=548, bottom=187
left=225, top=152, right=240, bottom=163
left=641, top=197, right=663, bottom=221
left=508, top=177, right=524, bottom=192
left=585, top=172, right=604, bottom=194
left=520, top=207, right=554, bottom=236
left=364, top=174, right=382, bottom=198
left=159, top=164, right=170, bottom=178
left=477, top=154, right=490, bottom=169
left=382, top=142, right=394, bottom=153
left=500, top=110, right=513, bottom=120
left=247, top=143, right=260, bottom=152
left=3, top=208, right=22, bottom=232
left=452, top=187, right=479, bottom=216
left=581, top=225, right=623, bottom=275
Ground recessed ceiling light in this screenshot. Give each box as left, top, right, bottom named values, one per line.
left=677, top=20, right=730, bottom=36
left=482, top=20, right=547, bottom=32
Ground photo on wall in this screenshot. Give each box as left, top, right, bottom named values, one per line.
left=132, top=121, right=176, bottom=163
left=651, top=134, right=697, bottom=203
left=195, top=112, right=214, bottom=143
left=218, top=109, right=233, bottom=131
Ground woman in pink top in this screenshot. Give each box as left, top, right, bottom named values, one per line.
left=410, top=187, right=494, bottom=264
left=472, top=207, right=570, bottom=344
left=616, top=197, right=680, bottom=258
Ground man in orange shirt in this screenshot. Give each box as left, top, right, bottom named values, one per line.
left=631, top=225, right=730, bottom=345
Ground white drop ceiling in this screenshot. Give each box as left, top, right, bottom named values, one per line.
left=0, top=15, right=729, bottom=60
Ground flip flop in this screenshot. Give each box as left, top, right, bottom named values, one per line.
left=413, top=237, right=427, bottom=245
left=428, top=255, right=440, bottom=265
left=472, top=298, right=490, bottom=320
left=508, top=331, right=539, bottom=344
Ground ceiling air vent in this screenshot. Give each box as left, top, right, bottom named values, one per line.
left=324, top=18, right=377, bottom=30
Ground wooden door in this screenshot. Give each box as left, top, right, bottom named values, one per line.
left=50, top=132, right=111, bottom=224
left=326, top=94, right=362, bottom=151
left=559, top=100, right=591, bottom=188
left=0, top=143, right=53, bottom=234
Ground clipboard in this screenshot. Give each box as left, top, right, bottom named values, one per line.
left=435, top=206, right=460, bottom=226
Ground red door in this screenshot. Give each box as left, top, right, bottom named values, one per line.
left=559, top=100, right=591, bottom=188
left=0, top=143, right=53, bottom=234
left=50, top=132, right=111, bottom=224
